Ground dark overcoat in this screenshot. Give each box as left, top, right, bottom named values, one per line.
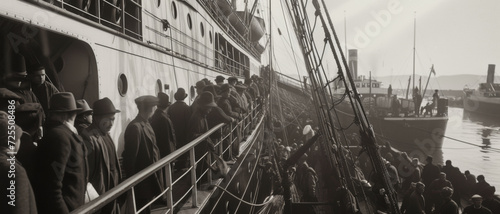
left=167, top=101, right=191, bottom=147
left=150, top=108, right=177, bottom=158
left=33, top=121, right=87, bottom=213
left=122, top=116, right=163, bottom=201
left=0, top=151, right=38, bottom=214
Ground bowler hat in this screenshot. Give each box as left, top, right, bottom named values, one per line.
left=76, top=99, right=93, bottom=115
left=215, top=75, right=225, bottom=82
left=49, top=92, right=82, bottom=112
left=93, top=97, right=120, bottom=115
left=157, top=92, right=171, bottom=108
left=227, top=76, right=238, bottom=82
left=198, top=91, right=218, bottom=108
left=174, top=88, right=188, bottom=100
left=135, top=95, right=158, bottom=107
left=195, top=81, right=206, bottom=89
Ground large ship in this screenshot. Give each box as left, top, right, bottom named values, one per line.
left=334, top=50, right=449, bottom=163
left=463, top=64, right=500, bottom=120
left=1, top=0, right=270, bottom=213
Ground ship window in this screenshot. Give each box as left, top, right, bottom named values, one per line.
left=209, top=31, right=213, bottom=43
left=200, top=22, right=205, bottom=37
left=190, top=86, right=195, bottom=100
left=118, top=73, right=128, bottom=97
left=156, top=79, right=163, bottom=94
left=171, top=2, right=177, bottom=19
left=187, top=14, right=192, bottom=30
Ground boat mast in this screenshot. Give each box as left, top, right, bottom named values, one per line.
left=268, top=0, right=273, bottom=130
left=412, top=12, right=416, bottom=93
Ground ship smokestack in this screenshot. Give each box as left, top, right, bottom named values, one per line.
left=348, top=49, right=358, bottom=80
left=487, top=64, right=495, bottom=84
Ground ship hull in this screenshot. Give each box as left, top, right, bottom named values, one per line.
left=463, top=95, right=500, bottom=119
left=335, top=107, right=448, bottom=163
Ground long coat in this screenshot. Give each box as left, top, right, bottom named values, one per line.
left=34, top=121, right=87, bottom=213
left=81, top=125, right=122, bottom=194
left=82, top=125, right=122, bottom=213
left=122, top=116, right=163, bottom=201
left=150, top=108, right=177, bottom=158
left=167, top=101, right=191, bottom=147
left=0, top=151, right=38, bottom=214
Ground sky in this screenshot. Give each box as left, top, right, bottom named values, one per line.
left=259, top=0, right=500, bottom=79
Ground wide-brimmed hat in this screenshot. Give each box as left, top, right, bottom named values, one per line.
left=135, top=95, right=158, bottom=107
left=93, top=97, right=120, bottom=115
left=5, top=53, right=27, bottom=79
left=157, top=92, right=171, bottom=108
left=76, top=99, right=93, bottom=115
left=215, top=75, right=225, bottom=83
left=49, top=92, right=82, bottom=112
left=174, top=88, right=188, bottom=100
left=198, top=91, right=218, bottom=108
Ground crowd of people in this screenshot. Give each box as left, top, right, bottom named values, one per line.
left=382, top=152, right=500, bottom=214
left=0, top=54, right=269, bottom=214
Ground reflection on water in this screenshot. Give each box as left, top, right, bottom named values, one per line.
left=444, top=108, right=500, bottom=188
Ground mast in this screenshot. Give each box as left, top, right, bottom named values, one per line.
left=267, top=0, right=273, bottom=130
left=412, top=12, right=416, bottom=93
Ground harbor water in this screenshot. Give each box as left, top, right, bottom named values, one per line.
left=442, top=107, right=500, bottom=188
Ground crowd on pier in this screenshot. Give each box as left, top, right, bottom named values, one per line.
left=0, top=54, right=269, bottom=214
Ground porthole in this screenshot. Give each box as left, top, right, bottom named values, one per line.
left=118, top=73, right=128, bottom=97
left=187, top=14, right=192, bottom=30
left=171, top=2, right=177, bottom=19
left=209, top=31, right=213, bottom=44
left=190, top=86, right=195, bottom=100
left=156, top=79, right=163, bottom=94
left=200, top=22, right=205, bottom=37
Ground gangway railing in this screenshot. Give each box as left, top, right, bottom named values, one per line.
left=71, top=101, right=264, bottom=214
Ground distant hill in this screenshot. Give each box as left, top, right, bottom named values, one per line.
left=373, top=74, right=500, bottom=90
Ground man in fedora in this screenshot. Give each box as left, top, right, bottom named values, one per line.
left=188, top=91, right=219, bottom=180
left=75, top=99, right=93, bottom=134
left=168, top=88, right=191, bottom=170
left=191, top=80, right=206, bottom=112
left=33, top=92, right=87, bottom=213
left=151, top=92, right=176, bottom=158
left=227, top=77, right=245, bottom=113
left=123, top=95, right=164, bottom=214
left=81, top=97, right=122, bottom=213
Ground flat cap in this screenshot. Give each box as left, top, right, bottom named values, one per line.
left=135, top=95, right=159, bottom=106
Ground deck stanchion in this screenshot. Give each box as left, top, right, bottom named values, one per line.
left=165, top=164, right=173, bottom=214
left=190, top=148, right=198, bottom=207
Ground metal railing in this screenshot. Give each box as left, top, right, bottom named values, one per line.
left=38, top=0, right=143, bottom=39
left=71, top=102, right=264, bottom=214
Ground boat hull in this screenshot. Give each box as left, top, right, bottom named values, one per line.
left=463, top=94, right=500, bottom=119
left=335, top=107, right=448, bottom=163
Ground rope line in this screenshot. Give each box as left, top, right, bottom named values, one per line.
left=211, top=184, right=275, bottom=207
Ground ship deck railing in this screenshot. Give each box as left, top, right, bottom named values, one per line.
left=71, top=100, right=266, bottom=214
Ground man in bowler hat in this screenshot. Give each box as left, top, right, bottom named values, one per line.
left=81, top=97, right=122, bottom=213
left=168, top=88, right=191, bottom=170
left=151, top=92, right=177, bottom=158
left=33, top=92, right=87, bottom=213
left=122, top=95, right=164, bottom=214
left=215, top=75, right=225, bottom=85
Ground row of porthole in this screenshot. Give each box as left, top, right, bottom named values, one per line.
left=158, top=1, right=213, bottom=44
left=118, top=73, right=196, bottom=98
